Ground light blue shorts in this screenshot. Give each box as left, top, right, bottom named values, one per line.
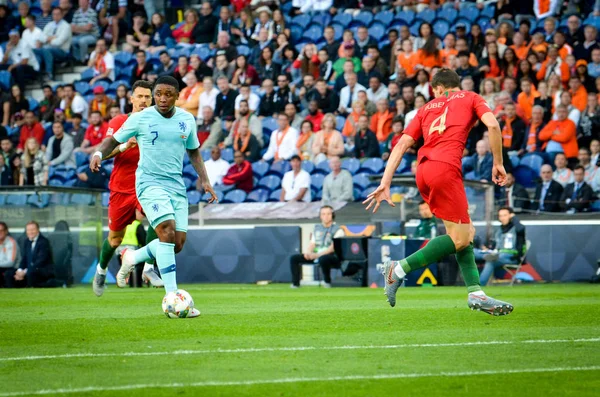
left=138, top=186, right=189, bottom=232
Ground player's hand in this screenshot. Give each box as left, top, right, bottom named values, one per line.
left=202, top=183, right=219, bottom=204
left=492, top=164, right=507, bottom=186
left=125, top=137, right=137, bottom=150
left=363, top=184, right=395, bottom=213
left=89, top=155, right=102, bottom=173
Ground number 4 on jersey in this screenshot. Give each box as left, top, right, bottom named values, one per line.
left=429, top=108, right=448, bottom=135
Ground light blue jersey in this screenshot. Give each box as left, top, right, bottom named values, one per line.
left=113, top=106, right=199, bottom=196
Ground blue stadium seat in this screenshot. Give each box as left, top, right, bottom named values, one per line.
left=459, top=7, right=480, bottom=22
left=74, top=81, right=91, bottom=95
left=353, top=188, right=362, bottom=201
left=292, top=13, right=313, bottom=28
left=360, top=186, right=377, bottom=200
left=409, top=22, right=421, bottom=37
left=353, top=173, right=372, bottom=190
left=257, top=175, right=282, bottom=191
left=368, top=22, right=386, bottom=42
left=480, top=4, right=495, bottom=19
left=510, top=154, right=520, bottom=169
left=191, top=45, right=212, bottom=62
left=101, top=192, right=110, bottom=207
left=301, top=160, right=315, bottom=174
left=310, top=173, right=325, bottom=191
left=330, top=23, right=344, bottom=41
left=267, top=160, right=291, bottom=177
left=183, top=164, right=198, bottom=179
left=268, top=189, right=282, bottom=202
left=70, top=194, right=94, bottom=205
left=183, top=176, right=195, bottom=191
left=237, top=45, right=250, bottom=57
left=373, top=11, right=394, bottom=27
left=223, top=189, right=247, bottom=203
left=48, top=178, right=64, bottom=187
left=28, top=98, right=39, bottom=112
left=397, top=157, right=411, bottom=174
left=201, top=149, right=210, bottom=161
left=252, top=161, right=269, bottom=178
left=202, top=190, right=224, bottom=203
left=462, top=156, right=474, bottom=171
left=332, top=13, right=352, bottom=27
left=246, top=188, right=270, bottom=202
left=290, top=24, right=303, bottom=43
left=316, top=160, right=331, bottom=174
left=262, top=117, right=278, bottom=133
left=221, top=148, right=234, bottom=162
left=591, top=200, right=600, bottom=212
left=437, top=7, right=458, bottom=23
left=311, top=12, right=332, bottom=27
left=92, top=80, right=110, bottom=92
left=336, top=115, right=346, bottom=131
left=312, top=188, right=322, bottom=201
left=341, top=158, right=360, bottom=175
left=116, top=66, right=134, bottom=82
left=0, top=71, right=12, bottom=90
left=182, top=152, right=190, bottom=166
left=395, top=10, right=416, bottom=25
left=416, top=9, right=436, bottom=24
left=303, top=24, right=324, bottom=43
left=114, top=52, right=133, bottom=67
left=584, top=15, right=600, bottom=29
left=476, top=17, right=492, bottom=32
left=433, top=20, right=450, bottom=38
left=6, top=194, right=27, bottom=206
left=520, top=153, right=544, bottom=175
left=358, top=158, right=384, bottom=174
left=451, top=19, right=472, bottom=33
left=512, top=165, right=537, bottom=188
left=79, top=68, right=94, bottom=82
left=187, top=190, right=201, bottom=205
left=108, top=80, right=130, bottom=91
left=353, top=12, right=373, bottom=27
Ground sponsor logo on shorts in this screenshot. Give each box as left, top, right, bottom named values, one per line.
left=152, top=204, right=159, bottom=213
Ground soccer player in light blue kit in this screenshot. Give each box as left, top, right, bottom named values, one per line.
left=90, top=76, right=218, bottom=317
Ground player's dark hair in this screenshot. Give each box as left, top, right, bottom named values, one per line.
left=431, top=68, right=461, bottom=89
left=498, top=207, right=514, bottom=214
left=418, top=201, right=428, bottom=206
left=154, top=75, right=180, bottom=92
left=132, top=80, right=153, bottom=92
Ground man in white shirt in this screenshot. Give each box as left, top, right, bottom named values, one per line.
left=204, top=147, right=230, bottom=186
left=59, top=83, right=89, bottom=120
left=262, top=113, right=299, bottom=161
left=87, top=38, right=115, bottom=84
left=366, top=75, right=388, bottom=103
left=338, top=72, right=366, bottom=115
left=36, top=7, right=72, bottom=80
left=225, top=100, right=264, bottom=147
left=280, top=155, right=312, bottom=202
left=22, top=15, right=46, bottom=53
left=234, top=84, right=261, bottom=115
left=197, top=76, right=220, bottom=123
left=1, top=29, right=39, bottom=90
left=552, top=153, right=574, bottom=187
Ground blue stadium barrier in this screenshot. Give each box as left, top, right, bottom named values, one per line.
left=246, top=188, right=270, bottom=202
left=6, top=195, right=27, bottom=206
left=70, top=194, right=94, bottom=205
left=257, top=175, right=282, bottom=191
left=26, top=193, right=50, bottom=208
left=0, top=194, right=6, bottom=206
left=223, top=189, right=247, bottom=203
left=187, top=190, right=201, bottom=205
left=101, top=192, right=110, bottom=207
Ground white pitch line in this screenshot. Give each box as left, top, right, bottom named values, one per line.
left=0, top=366, right=599, bottom=396
left=1, top=337, right=599, bottom=363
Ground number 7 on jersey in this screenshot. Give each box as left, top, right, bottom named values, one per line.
left=429, top=108, right=448, bottom=135
left=151, top=131, right=158, bottom=145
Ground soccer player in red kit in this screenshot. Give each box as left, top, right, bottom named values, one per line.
left=93, top=80, right=163, bottom=297
left=364, top=69, right=514, bottom=315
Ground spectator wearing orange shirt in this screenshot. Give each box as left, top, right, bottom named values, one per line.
left=17, top=112, right=45, bottom=152
left=499, top=102, right=526, bottom=152
left=553, top=31, right=573, bottom=61
left=396, top=39, right=417, bottom=79
left=370, top=99, right=394, bottom=144
left=441, top=33, right=457, bottom=68
left=88, top=86, right=114, bottom=121
left=311, top=113, right=344, bottom=164
left=342, top=101, right=366, bottom=139
left=414, top=37, right=443, bottom=72
left=479, top=42, right=503, bottom=80
left=510, top=32, right=530, bottom=60
left=455, top=38, right=478, bottom=67
left=522, top=105, right=547, bottom=154
left=536, top=45, right=570, bottom=86
left=568, top=76, right=588, bottom=112
left=517, top=78, right=539, bottom=122
left=539, top=105, right=579, bottom=164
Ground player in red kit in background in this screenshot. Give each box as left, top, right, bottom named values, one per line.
left=364, top=68, right=514, bottom=316
left=93, top=80, right=163, bottom=297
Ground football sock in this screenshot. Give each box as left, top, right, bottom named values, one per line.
left=98, top=239, right=116, bottom=270
left=156, top=242, right=177, bottom=293
left=455, top=242, right=484, bottom=293
left=145, top=226, right=157, bottom=266
left=399, top=235, right=457, bottom=274
left=131, top=239, right=159, bottom=264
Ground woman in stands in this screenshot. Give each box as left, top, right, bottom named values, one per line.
left=312, top=113, right=344, bottom=164
left=469, top=24, right=485, bottom=57
left=297, top=120, right=314, bottom=162
left=172, top=9, right=198, bottom=44
left=479, top=42, right=503, bottom=81
left=231, top=55, right=260, bottom=88
left=293, top=43, right=320, bottom=81
left=3, top=85, right=29, bottom=129
left=342, top=101, right=366, bottom=140
left=516, top=59, right=538, bottom=86
left=496, top=22, right=514, bottom=46
left=534, top=81, right=553, bottom=123
left=147, top=13, right=173, bottom=54
left=271, top=9, right=289, bottom=40
left=257, top=46, right=281, bottom=84
left=413, top=22, right=437, bottom=52
left=480, top=78, right=500, bottom=110
left=237, top=8, right=256, bottom=46
left=115, top=84, right=132, bottom=115
left=501, top=47, right=519, bottom=78
left=20, top=137, right=47, bottom=186
left=415, top=36, right=443, bottom=73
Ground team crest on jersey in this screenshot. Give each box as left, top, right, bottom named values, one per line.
left=179, top=122, right=186, bottom=132
left=152, top=204, right=159, bottom=213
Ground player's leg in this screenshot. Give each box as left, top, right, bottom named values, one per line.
left=140, top=209, right=164, bottom=287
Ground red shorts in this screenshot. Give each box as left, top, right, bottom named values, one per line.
left=108, top=191, right=143, bottom=232
left=416, top=159, right=470, bottom=224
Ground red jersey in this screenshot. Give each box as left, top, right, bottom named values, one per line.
left=106, top=114, right=139, bottom=194
left=84, top=122, right=109, bottom=147
left=403, top=90, right=490, bottom=169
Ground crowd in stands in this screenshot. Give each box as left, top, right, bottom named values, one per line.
left=1, top=0, right=600, bottom=213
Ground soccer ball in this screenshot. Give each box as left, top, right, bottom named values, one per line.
left=162, top=289, right=194, bottom=318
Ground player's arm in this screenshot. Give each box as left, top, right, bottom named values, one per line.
left=480, top=112, right=506, bottom=186
left=90, top=114, right=139, bottom=172
left=103, top=138, right=137, bottom=160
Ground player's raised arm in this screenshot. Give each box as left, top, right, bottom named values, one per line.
left=480, top=111, right=507, bottom=186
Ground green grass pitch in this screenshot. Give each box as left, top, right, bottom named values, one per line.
left=1, top=283, right=599, bottom=396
